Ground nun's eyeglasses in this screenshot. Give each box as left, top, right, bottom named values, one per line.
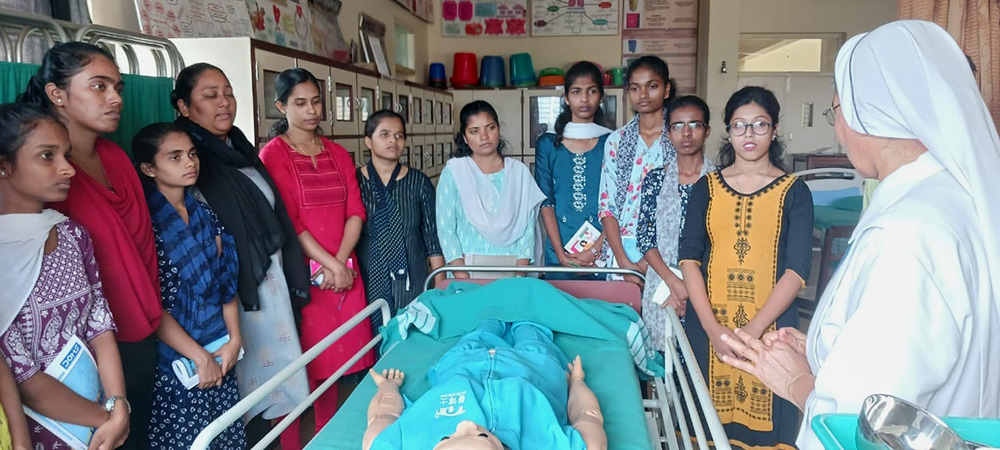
left=823, top=104, right=841, bottom=126
left=726, top=120, right=772, bottom=137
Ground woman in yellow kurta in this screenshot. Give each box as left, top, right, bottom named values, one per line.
left=678, top=86, right=813, bottom=449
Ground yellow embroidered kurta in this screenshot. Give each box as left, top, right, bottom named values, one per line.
left=679, top=171, right=814, bottom=449
left=0, top=404, right=11, bottom=450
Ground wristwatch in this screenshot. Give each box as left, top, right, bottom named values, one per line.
left=104, top=395, right=131, bottom=414
left=590, top=247, right=600, bottom=258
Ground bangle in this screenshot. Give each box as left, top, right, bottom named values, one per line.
left=590, top=247, right=600, bottom=258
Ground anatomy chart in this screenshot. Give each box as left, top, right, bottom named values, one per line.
left=530, top=0, right=619, bottom=36
left=441, top=0, right=528, bottom=37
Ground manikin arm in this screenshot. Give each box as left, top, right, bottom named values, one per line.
left=567, top=356, right=607, bottom=450
left=363, top=369, right=406, bottom=450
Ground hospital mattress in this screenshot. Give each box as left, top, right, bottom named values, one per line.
left=306, top=280, right=657, bottom=450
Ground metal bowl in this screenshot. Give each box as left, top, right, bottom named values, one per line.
left=856, top=394, right=974, bottom=450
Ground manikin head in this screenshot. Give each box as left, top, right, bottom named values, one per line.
left=433, top=421, right=508, bottom=450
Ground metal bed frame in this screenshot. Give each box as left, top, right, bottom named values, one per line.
left=0, top=7, right=184, bottom=77
left=193, top=266, right=731, bottom=450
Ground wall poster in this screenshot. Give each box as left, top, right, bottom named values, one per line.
left=530, top=0, right=619, bottom=36
left=621, top=0, right=696, bottom=31
left=246, top=0, right=314, bottom=53
left=308, top=0, right=349, bottom=62
left=441, top=0, right=527, bottom=37
left=622, top=28, right=698, bottom=94
left=136, top=0, right=255, bottom=38
left=621, top=0, right=698, bottom=94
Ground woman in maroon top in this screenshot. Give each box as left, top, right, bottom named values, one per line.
left=17, top=42, right=161, bottom=450
left=260, top=68, right=375, bottom=441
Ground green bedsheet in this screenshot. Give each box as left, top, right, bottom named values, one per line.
left=306, top=278, right=665, bottom=450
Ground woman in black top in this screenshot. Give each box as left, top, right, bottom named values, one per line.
left=356, top=110, right=444, bottom=330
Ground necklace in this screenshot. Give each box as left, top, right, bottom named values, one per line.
left=94, top=151, right=115, bottom=193
left=286, top=135, right=321, bottom=156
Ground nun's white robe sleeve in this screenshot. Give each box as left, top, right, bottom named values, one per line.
left=796, top=156, right=999, bottom=449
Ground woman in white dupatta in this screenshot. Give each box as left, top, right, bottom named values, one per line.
left=437, top=100, right=546, bottom=279
left=719, top=20, right=1000, bottom=449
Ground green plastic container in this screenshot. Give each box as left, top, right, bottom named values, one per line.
left=812, top=414, right=1000, bottom=449
left=509, top=53, right=537, bottom=87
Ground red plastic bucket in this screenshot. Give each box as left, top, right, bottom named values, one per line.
left=451, top=52, right=479, bottom=88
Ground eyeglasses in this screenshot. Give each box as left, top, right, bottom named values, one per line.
left=823, top=104, right=841, bottom=126
left=726, top=120, right=772, bottom=137
left=669, top=121, right=707, bottom=132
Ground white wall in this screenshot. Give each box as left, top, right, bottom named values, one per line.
left=84, top=0, right=896, bottom=101
left=740, top=0, right=897, bottom=37
left=697, top=0, right=896, bottom=154
left=87, top=0, right=140, bottom=32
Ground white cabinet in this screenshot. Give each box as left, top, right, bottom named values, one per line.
left=409, top=135, right=425, bottom=171
left=469, top=90, right=523, bottom=155
left=378, top=78, right=396, bottom=113
left=522, top=88, right=561, bottom=156
left=435, top=92, right=451, bottom=134
left=421, top=136, right=436, bottom=174
left=396, top=84, right=412, bottom=130
left=356, top=74, right=379, bottom=134
left=400, top=139, right=411, bottom=167
left=330, top=67, right=360, bottom=139
left=410, top=88, right=427, bottom=134
left=338, top=137, right=363, bottom=168
left=254, top=49, right=294, bottom=142
left=450, top=90, right=473, bottom=134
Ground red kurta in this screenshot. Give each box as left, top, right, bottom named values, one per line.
left=260, top=137, right=375, bottom=380
left=49, top=138, right=162, bottom=342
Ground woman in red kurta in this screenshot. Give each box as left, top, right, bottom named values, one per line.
left=19, top=43, right=159, bottom=449
left=259, top=68, right=375, bottom=437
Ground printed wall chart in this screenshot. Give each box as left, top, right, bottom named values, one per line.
left=622, top=0, right=696, bottom=31
left=441, top=0, right=528, bottom=37
left=136, top=0, right=254, bottom=38
left=246, top=0, right=314, bottom=53
left=530, top=0, right=619, bottom=36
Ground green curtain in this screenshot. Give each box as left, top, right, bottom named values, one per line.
left=0, top=61, right=38, bottom=103
left=0, top=61, right=176, bottom=156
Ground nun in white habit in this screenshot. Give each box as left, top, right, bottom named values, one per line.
left=719, top=20, right=1000, bottom=449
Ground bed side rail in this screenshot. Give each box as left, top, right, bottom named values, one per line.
left=424, top=265, right=645, bottom=291
left=646, top=307, right=732, bottom=450
left=191, top=298, right=390, bottom=450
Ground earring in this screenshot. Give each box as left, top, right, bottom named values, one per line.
left=0, top=170, right=6, bottom=176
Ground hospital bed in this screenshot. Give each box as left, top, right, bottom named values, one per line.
left=192, top=267, right=731, bottom=450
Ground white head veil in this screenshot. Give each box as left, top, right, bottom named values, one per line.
left=834, top=19, right=1000, bottom=303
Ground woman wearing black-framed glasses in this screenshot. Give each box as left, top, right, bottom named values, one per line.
left=676, top=86, right=814, bottom=449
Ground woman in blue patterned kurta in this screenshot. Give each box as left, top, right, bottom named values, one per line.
left=133, top=123, right=245, bottom=449
left=534, top=61, right=613, bottom=280
left=437, top=101, right=546, bottom=278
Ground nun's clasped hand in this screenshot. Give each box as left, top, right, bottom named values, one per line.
left=720, top=328, right=813, bottom=409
